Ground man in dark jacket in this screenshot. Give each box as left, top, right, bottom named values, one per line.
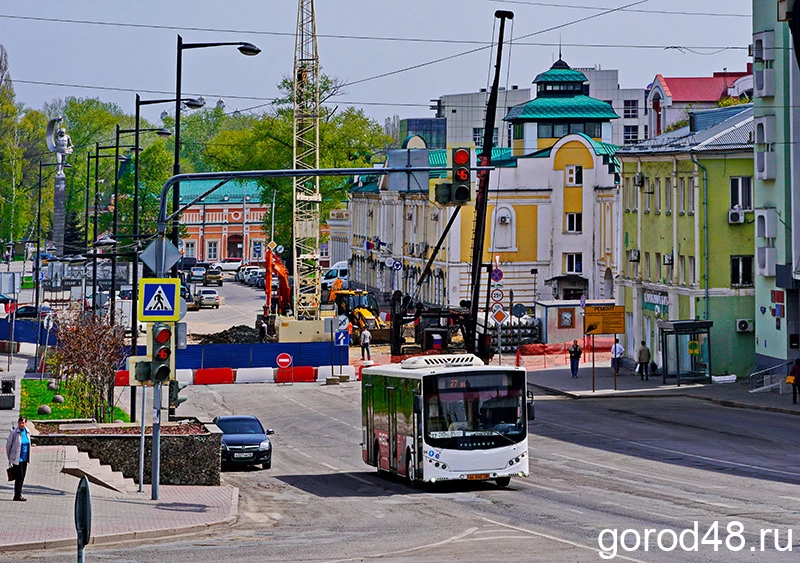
left=568, top=340, right=582, bottom=378
left=637, top=341, right=651, bottom=381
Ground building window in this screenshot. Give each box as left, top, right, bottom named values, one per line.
left=569, top=122, right=585, bottom=135
left=623, top=99, right=639, bottom=118
left=585, top=122, right=602, bottom=138
left=623, top=125, right=639, bottom=144
left=184, top=242, right=195, bottom=258
left=644, top=125, right=649, bottom=139
left=207, top=241, right=218, bottom=261
left=514, top=123, right=525, bottom=140
left=566, top=212, right=583, bottom=233
left=688, top=177, right=695, bottom=213
left=665, top=178, right=672, bottom=213
left=624, top=177, right=631, bottom=210
left=654, top=178, right=661, bottom=213
left=679, top=255, right=686, bottom=285
left=473, top=127, right=498, bottom=147
left=553, top=123, right=569, bottom=137
left=655, top=253, right=662, bottom=281
left=507, top=122, right=513, bottom=147
left=320, top=243, right=329, bottom=258
left=566, top=165, right=583, bottom=186
left=730, top=176, right=753, bottom=211
left=565, top=253, right=583, bottom=273
left=644, top=252, right=651, bottom=281
left=688, top=256, right=696, bottom=284
left=731, top=255, right=754, bottom=287
left=679, top=178, right=686, bottom=214
left=644, top=178, right=651, bottom=212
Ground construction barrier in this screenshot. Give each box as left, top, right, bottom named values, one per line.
left=194, top=367, right=235, bottom=385
left=175, top=369, right=194, bottom=384
left=275, top=366, right=316, bottom=383
left=317, top=365, right=356, bottom=381
left=235, top=367, right=275, bottom=384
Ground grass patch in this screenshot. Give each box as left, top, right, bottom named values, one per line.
left=20, top=379, right=129, bottom=422
left=21, top=275, right=33, bottom=290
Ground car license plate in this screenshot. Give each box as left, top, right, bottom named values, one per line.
left=467, top=473, right=489, bottom=481
left=233, top=452, right=253, bottom=459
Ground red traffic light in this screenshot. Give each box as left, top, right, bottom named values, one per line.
left=155, top=347, right=171, bottom=361
left=154, top=327, right=171, bottom=344
left=453, top=148, right=470, bottom=166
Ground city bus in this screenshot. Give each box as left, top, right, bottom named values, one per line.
left=362, top=354, right=534, bottom=487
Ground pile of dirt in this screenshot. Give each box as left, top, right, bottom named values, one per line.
left=193, top=325, right=260, bottom=344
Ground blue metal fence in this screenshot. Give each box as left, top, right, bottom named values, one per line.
left=0, top=318, right=58, bottom=346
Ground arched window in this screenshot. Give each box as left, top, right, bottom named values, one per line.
left=490, top=205, right=517, bottom=251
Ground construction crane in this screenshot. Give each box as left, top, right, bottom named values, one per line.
left=292, top=0, right=322, bottom=320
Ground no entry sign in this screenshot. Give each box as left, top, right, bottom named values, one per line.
left=276, top=353, right=293, bottom=369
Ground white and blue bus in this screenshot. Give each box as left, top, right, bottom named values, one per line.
left=362, top=354, right=534, bottom=487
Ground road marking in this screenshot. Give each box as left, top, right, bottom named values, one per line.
left=693, top=500, right=736, bottom=509
left=779, top=496, right=800, bottom=502
left=454, top=535, right=535, bottom=542
left=542, top=419, right=800, bottom=479
left=480, top=517, right=647, bottom=563
left=551, top=452, right=719, bottom=490
left=643, top=510, right=682, bottom=520
left=327, top=527, right=478, bottom=562
left=320, top=462, right=339, bottom=471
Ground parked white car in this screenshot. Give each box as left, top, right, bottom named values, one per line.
left=196, top=288, right=222, bottom=309
left=212, top=258, right=243, bottom=272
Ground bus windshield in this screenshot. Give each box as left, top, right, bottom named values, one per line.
left=422, top=371, right=526, bottom=447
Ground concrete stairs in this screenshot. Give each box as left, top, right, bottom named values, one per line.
left=61, top=446, right=138, bottom=493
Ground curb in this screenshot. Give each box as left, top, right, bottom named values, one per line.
left=529, top=382, right=800, bottom=416
left=0, top=486, right=240, bottom=553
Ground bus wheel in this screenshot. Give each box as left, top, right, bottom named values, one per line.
left=495, top=476, right=511, bottom=488
left=374, top=441, right=381, bottom=472
left=405, top=455, right=416, bottom=488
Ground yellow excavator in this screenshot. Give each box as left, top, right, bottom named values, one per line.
left=327, top=280, right=391, bottom=343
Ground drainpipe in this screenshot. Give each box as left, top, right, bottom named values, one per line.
left=689, top=152, right=709, bottom=320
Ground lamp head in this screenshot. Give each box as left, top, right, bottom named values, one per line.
left=237, top=43, right=261, bottom=56
left=185, top=96, right=205, bottom=110
left=157, top=128, right=172, bottom=138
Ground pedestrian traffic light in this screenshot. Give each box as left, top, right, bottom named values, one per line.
left=168, top=380, right=189, bottom=411
left=134, top=360, right=151, bottom=383
left=150, top=323, right=172, bottom=383
left=451, top=148, right=472, bottom=204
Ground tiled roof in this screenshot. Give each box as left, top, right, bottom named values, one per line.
left=505, top=96, right=619, bottom=121
left=655, top=72, right=750, bottom=102
left=178, top=179, right=264, bottom=205
left=533, top=68, right=588, bottom=84
left=618, top=105, right=753, bottom=155
left=495, top=134, right=620, bottom=167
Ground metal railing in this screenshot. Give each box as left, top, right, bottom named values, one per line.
left=748, top=361, right=792, bottom=393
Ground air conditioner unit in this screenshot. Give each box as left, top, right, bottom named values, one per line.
left=736, top=319, right=754, bottom=333
left=499, top=214, right=511, bottom=225
left=633, top=173, right=644, bottom=187
left=628, top=249, right=640, bottom=262
left=663, top=254, right=674, bottom=266
left=406, top=212, right=413, bottom=221
left=728, top=209, right=745, bottom=224
left=405, top=243, right=415, bottom=256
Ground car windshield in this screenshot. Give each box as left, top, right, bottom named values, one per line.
left=216, top=418, right=263, bottom=435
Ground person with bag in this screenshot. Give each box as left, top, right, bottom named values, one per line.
left=568, top=340, right=582, bottom=378
left=789, top=359, right=800, bottom=405
left=6, top=416, right=31, bottom=501
left=636, top=341, right=651, bottom=381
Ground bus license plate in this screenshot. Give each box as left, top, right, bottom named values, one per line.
left=233, top=452, right=252, bottom=459
left=467, top=473, right=489, bottom=481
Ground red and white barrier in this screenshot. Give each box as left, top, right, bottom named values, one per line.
left=316, top=365, right=356, bottom=381
left=194, top=367, right=235, bottom=385
left=275, top=366, right=316, bottom=383
left=235, top=367, right=275, bottom=384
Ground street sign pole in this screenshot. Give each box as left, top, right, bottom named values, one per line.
left=151, top=382, right=162, bottom=500
left=592, top=335, right=596, bottom=393
left=614, top=333, right=617, bottom=391
left=138, top=384, right=146, bottom=493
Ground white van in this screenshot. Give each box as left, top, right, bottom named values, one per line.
left=321, top=261, right=349, bottom=290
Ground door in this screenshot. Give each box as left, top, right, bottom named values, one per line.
left=364, top=384, right=375, bottom=465
left=387, top=387, right=398, bottom=472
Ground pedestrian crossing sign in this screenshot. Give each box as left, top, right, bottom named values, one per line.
left=138, top=278, right=180, bottom=322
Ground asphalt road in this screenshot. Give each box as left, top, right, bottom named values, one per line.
left=183, top=274, right=265, bottom=335
left=16, top=384, right=800, bottom=562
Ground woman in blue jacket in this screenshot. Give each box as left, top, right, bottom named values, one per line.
left=6, top=416, right=30, bottom=501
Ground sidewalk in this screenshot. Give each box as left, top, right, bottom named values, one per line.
left=0, top=349, right=238, bottom=553
left=529, top=361, right=800, bottom=416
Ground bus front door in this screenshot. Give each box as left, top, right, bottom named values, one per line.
left=387, top=386, right=398, bottom=472
left=365, top=384, right=375, bottom=465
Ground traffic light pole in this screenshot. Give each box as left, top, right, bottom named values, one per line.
left=151, top=383, right=162, bottom=500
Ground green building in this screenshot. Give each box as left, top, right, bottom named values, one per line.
left=617, top=105, right=755, bottom=377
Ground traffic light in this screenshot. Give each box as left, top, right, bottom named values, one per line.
left=451, top=147, right=472, bottom=204
left=169, top=380, right=189, bottom=411
left=150, top=323, right=173, bottom=383
left=134, top=360, right=151, bottom=383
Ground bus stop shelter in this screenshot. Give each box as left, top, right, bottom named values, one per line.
left=657, top=320, right=713, bottom=386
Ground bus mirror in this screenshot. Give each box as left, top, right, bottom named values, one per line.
left=413, top=395, right=423, bottom=414
left=526, top=401, right=535, bottom=421
left=526, top=390, right=534, bottom=401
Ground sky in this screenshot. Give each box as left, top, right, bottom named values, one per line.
left=0, top=0, right=753, bottom=127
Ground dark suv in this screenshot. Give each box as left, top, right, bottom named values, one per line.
left=214, top=415, right=274, bottom=469
left=204, top=267, right=223, bottom=286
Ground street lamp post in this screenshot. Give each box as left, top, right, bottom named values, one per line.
left=172, top=35, right=260, bottom=264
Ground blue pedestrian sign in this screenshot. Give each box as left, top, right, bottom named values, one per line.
left=334, top=330, right=350, bottom=347
left=138, top=278, right=180, bottom=322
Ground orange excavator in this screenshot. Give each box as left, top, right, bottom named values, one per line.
left=263, top=252, right=292, bottom=317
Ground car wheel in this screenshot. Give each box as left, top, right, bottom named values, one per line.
left=262, top=461, right=271, bottom=470
left=495, top=476, right=511, bottom=488
left=215, top=304, right=220, bottom=309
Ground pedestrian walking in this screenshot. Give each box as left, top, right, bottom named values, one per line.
left=636, top=341, right=651, bottom=381
left=258, top=319, right=268, bottom=343
left=568, top=340, right=582, bottom=378
left=790, top=359, right=800, bottom=405
left=360, top=328, right=372, bottom=361
left=611, top=338, right=625, bottom=375
left=6, top=416, right=30, bottom=501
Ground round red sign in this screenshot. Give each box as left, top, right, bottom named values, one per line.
left=276, top=353, right=293, bottom=369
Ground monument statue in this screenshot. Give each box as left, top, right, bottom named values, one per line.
left=45, top=117, right=72, bottom=255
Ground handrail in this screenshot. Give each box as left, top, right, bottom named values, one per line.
left=748, top=360, right=793, bottom=379
left=748, top=360, right=793, bottom=392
